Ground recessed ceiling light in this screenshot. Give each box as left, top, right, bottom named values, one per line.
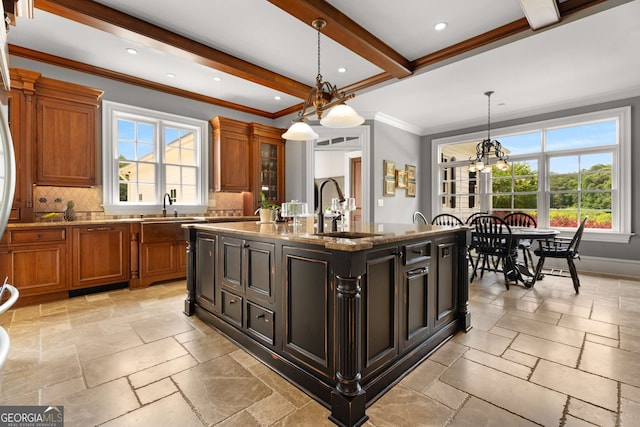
left=213, top=76, right=222, bottom=82
left=434, top=22, right=448, bottom=31
left=125, top=48, right=137, bottom=55
left=166, top=73, right=175, bottom=78
left=274, top=96, right=281, bottom=101
left=338, top=67, right=347, bottom=73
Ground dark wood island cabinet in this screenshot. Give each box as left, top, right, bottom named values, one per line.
left=183, top=221, right=471, bottom=427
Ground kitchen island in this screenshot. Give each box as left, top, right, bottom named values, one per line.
left=183, top=221, right=471, bottom=427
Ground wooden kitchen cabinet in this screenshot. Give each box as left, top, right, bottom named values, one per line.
left=211, top=116, right=250, bottom=192
left=248, top=123, right=286, bottom=213
left=71, top=224, right=130, bottom=289
left=34, top=76, right=103, bottom=187
left=139, top=221, right=189, bottom=287
left=0, top=227, right=68, bottom=300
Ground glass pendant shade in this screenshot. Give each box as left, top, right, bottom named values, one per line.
left=282, top=121, right=319, bottom=141
left=319, top=104, right=364, bottom=128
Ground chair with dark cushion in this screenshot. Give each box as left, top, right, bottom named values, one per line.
left=431, top=213, right=463, bottom=226
left=470, top=215, right=517, bottom=289
left=504, top=212, right=537, bottom=269
left=413, top=211, right=428, bottom=225
left=529, top=215, right=588, bottom=293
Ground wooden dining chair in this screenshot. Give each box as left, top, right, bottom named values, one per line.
left=469, top=215, right=517, bottom=289
left=504, top=212, right=537, bottom=269
left=413, top=211, right=428, bottom=225
left=431, top=213, right=463, bottom=226
left=529, top=215, right=588, bottom=293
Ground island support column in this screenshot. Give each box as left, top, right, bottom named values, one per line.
left=457, top=229, right=472, bottom=331
left=183, top=227, right=196, bottom=316
left=330, top=274, right=368, bottom=427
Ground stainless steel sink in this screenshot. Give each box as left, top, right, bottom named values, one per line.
left=314, top=231, right=380, bottom=239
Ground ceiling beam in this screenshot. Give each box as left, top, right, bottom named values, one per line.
left=33, top=0, right=313, bottom=100
left=267, top=0, right=412, bottom=79
left=9, top=45, right=277, bottom=118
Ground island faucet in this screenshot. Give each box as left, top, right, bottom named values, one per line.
left=162, top=192, right=173, bottom=217
left=317, top=178, right=345, bottom=233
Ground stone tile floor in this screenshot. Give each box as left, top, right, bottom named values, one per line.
left=1, top=271, right=639, bottom=426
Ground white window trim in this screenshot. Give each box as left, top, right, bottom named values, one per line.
left=102, top=101, right=209, bottom=215
left=432, top=106, right=633, bottom=244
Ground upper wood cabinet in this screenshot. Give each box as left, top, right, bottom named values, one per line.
left=250, top=123, right=286, bottom=211
left=211, top=116, right=251, bottom=192
left=34, top=77, right=103, bottom=187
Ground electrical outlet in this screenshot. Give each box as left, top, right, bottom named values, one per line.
left=377, top=199, right=384, bottom=207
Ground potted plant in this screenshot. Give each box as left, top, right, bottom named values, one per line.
left=257, top=192, right=279, bottom=223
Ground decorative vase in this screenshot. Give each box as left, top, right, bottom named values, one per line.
left=259, top=208, right=274, bottom=223
left=64, top=201, right=76, bottom=221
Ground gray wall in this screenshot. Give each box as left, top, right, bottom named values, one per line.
left=372, top=121, right=421, bottom=223
left=421, top=96, right=639, bottom=262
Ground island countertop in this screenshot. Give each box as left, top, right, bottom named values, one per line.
left=183, top=221, right=469, bottom=251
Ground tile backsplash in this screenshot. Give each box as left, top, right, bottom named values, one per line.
left=33, top=186, right=244, bottom=221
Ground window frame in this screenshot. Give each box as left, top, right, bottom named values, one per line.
left=102, top=101, right=209, bottom=215
left=432, top=106, right=632, bottom=243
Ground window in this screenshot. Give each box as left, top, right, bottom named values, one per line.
left=433, top=107, right=631, bottom=243
left=103, top=101, right=208, bottom=215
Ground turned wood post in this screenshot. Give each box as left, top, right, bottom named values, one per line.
left=330, top=274, right=368, bottom=427
left=183, top=227, right=196, bottom=316
left=457, top=229, right=472, bottom=331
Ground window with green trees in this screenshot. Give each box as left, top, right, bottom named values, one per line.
left=434, top=106, right=631, bottom=239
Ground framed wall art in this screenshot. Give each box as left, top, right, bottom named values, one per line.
left=406, top=164, right=416, bottom=181
left=407, top=181, right=416, bottom=197
left=396, top=169, right=407, bottom=189
left=383, top=160, right=396, bottom=179
left=383, top=178, right=395, bottom=196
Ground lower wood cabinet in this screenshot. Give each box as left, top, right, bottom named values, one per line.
left=139, top=222, right=189, bottom=287
left=195, top=235, right=217, bottom=313
left=71, top=224, right=130, bottom=289
left=0, top=227, right=68, bottom=298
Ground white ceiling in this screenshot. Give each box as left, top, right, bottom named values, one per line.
left=7, top=0, right=640, bottom=135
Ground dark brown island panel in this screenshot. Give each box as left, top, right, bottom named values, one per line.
left=183, top=221, right=471, bottom=427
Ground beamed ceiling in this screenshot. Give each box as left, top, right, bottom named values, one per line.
left=6, top=0, right=640, bottom=134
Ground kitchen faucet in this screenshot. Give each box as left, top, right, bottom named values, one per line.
left=317, top=178, right=345, bottom=233
left=162, top=193, right=173, bottom=217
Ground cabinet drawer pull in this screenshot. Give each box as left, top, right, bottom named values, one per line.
left=256, top=313, right=268, bottom=322
left=87, top=227, right=112, bottom=232
left=229, top=299, right=237, bottom=304
left=407, top=267, right=428, bottom=278
left=412, top=249, right=424, bottom=255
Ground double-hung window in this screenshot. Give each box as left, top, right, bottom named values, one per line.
left=102, top=101, right=208, bottom=215
left=433, top=107, right=631, bottom=243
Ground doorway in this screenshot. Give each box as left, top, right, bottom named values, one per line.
left=306, top=126, right=370, bottom=224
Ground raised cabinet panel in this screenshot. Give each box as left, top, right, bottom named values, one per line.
left=195, top=236, right=216, bottom=313
left=282, top=245, right=333, bottom=378
left=362, top=247, right=399, bottom=378
left=71, top=225, right=129, bottom=289
left=34, top=78, right=102, bottom=187
left=211, top=117, right=250, bottom=192
left=402, top=265, right=432, bottom=350
left=141, top=242, right=176, bottom=277
left=245, top=240, right=275, bottom=304
left=220, top=236, right=243, bottom=291
left=0, top=244, right=67, bottom=296
left=435, top=240, right=457, bottom=330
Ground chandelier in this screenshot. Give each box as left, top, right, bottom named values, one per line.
left=282, top=19, right=364, bottom=141
left=468, top=91, right=510, bottom=173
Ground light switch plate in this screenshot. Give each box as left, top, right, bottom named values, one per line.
left=377, top=199, right=384, bottom=207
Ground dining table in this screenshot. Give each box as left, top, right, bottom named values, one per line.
left=470, top=226, right=559, bottom=288
left=505, top=227, right=559, bottom=287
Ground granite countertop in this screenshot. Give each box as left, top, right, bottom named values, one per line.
left=183, top=221, right=469, bottom=251
left=5, top=216, right=259, bottom=229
